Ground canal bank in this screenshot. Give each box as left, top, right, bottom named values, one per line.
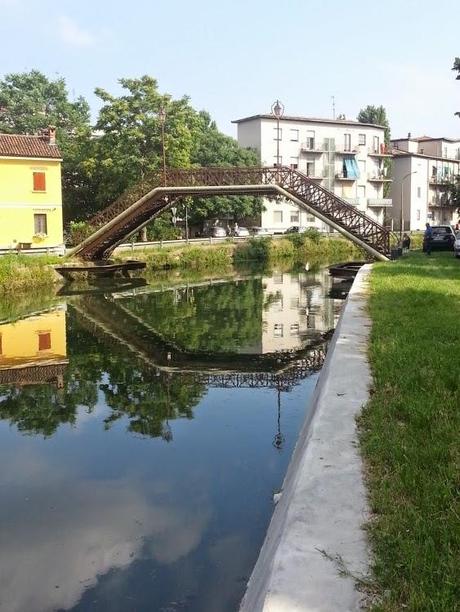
left=240, top=264, right=372, bottom=612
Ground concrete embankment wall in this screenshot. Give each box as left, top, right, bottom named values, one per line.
left=240, top=264, right=372, bottom=612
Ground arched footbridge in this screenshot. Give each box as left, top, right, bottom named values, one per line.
left=70, top=166, right=394, bottom=261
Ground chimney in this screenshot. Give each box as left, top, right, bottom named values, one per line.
left=48, top=126, right=56, bottom=145
left=408, top=132, right=411, bottom=139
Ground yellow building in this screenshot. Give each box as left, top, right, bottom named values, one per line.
left=0, top=128, right=64, bottom=253
left=0, top=306, right=68, bottom=386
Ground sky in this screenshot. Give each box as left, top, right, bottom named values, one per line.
left=0, top=0, right=459, bottom=140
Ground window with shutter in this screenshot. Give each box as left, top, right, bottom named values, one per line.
left=38, top=332, right=51, bottom=351
left=33, top=172, right=46, bottom=191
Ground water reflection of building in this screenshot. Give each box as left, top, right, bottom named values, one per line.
left=0, top=305, right=68, bottom=386
left=261, top=268, right=340, bottom=353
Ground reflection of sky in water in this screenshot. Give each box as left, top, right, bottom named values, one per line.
left=0, top=379, right=319, bottom=612
left=0, top=269, right=339, bottom=611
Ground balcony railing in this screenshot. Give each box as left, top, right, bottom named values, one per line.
left=343, top=198, right=360, bottom=206
left=368, top=174, right=392, bottom=182
left=368, top=145, right=392, bottom=156
left=429, top=175, right=457, bottom=185
left=335, top=173, right=356, bottom=181
left=300, top=142, right=325, bottom=153
left=367, top=198, right=392, bottom=207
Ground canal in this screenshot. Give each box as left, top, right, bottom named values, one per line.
left=0, top=264, right=346, bottom=612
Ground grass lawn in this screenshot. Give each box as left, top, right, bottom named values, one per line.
left=360, top=251, right=459, bottom=611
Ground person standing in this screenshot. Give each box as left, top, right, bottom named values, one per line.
left=424, top=223, right=433, bottom=255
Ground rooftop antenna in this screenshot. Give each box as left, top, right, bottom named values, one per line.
left=331, top=96, right=336, bottom=120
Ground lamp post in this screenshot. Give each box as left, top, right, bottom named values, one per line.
left=400, top=170, right=417, bottom=244
left=271, top=99, right=284, bottom=167
left=158, top=106, right=167, bottom=185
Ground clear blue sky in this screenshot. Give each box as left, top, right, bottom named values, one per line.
left=1, top=0, right=459, bottom=140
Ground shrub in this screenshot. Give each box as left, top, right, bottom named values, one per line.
left=67, top=221, right=94, bottom=246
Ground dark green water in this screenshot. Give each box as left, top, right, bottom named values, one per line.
left=0, top=266, right=344, bottom=612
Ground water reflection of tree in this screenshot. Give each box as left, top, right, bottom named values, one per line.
left=121, top=279, right=263, bottom=353
left=101, top=370, right=204, bottom=440
left=0, top=316, right=205, bottom=439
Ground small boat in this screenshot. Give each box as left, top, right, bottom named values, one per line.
left=328, top=261, right=366, bottom=279
left=54, top=259, right=146, bottom=282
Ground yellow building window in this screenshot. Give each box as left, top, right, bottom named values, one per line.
left=33, top=172, right=46, bottom=192
left=34, top=214, right=48, bottom=235
left=38, top=332, right=51, bottom=351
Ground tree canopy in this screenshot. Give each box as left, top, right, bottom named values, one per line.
left=453, top=57, right=460, bottom=117
left=357, top=105, right=391, bottom=144
left=0, top=71, right=260, bottom=226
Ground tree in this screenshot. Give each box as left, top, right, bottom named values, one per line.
left=357, top=105, right=391, bottom=144
left=0, top=70, right=93, bottom=221
left=453, top=57, right=460, bottom=117
left=188, top=111, right=261, bottom=223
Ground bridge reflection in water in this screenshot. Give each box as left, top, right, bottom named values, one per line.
left=0, top=268, right=341, bottom=442
left=0, top=267, right=347, bottom=612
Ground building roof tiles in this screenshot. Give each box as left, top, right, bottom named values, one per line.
left=0, top=133, right=62, bottom=159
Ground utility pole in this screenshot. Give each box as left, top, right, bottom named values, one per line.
left=400, top=170, right=417, bottom=244
left=331, top=95, right=336, bottom=120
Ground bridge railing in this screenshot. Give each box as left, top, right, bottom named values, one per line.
left=83, top=166, right=394, bottom=259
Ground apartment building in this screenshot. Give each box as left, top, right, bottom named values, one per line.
left=391, top=136, right=460, bottom=230
left=260, top=268, right=340, bottom=353
left=233, top=113, right=392, bottom=232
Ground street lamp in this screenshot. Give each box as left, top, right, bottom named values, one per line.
left=158, top=106, right=167, bottom=185
left=271, top=99, right=284, bottom=167
left=400, top=170, right=417, bottom=244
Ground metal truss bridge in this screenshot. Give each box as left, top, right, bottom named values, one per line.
left=70, top=166, right=394, bottom=261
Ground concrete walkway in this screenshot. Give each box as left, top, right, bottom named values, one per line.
left=240, top=264, right=372, bottom=612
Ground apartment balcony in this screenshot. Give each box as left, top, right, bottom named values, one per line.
left=334, top=148, right=358, bottom=155
left=368, top=146, right=392, bottom=158
left=367, top=198, right=393, bottom=208
left=343, top=197, right=360, bottom=206
left=300, top=142, right=325, bottom=154
left=335, top=173, right=356, bottom=181
left=368, top=174, right=392, bottom=183
left=428, top=199, right=456, bottom=208
left=429, top=175, right=457, bottom=186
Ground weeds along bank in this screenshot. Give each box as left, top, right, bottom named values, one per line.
left=360, top=252, right=459, bottom=611
left=0, top=255, right=61, bottom=294
left=0, top=234, right=361, bottom=293
left=117, top=234, right=362, bottom=271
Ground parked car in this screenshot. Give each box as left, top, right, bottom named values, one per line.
left=454, top=232, right=460, bottom=258
left=250, top=227, right=272, bottom=236
left=232, top=226, right=250, bottom=237
left=203, top=226, right=227, bottom=238
left=285, top=226, right=307, bottom=234
left=428, top=225, right=455, bottom=251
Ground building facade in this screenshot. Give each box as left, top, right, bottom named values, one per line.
left=391, top=136, right=460, bottom=230
left=233, top=114, right=392, bottom=232
left=0, top=129, right=64, bottom=252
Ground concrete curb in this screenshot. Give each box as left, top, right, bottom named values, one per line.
left=240, top=264, right=373, bottom=612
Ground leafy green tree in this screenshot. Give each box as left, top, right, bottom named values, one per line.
left=188, top=111, right=261, bottom=223
left=357, top=105, right=391, bottom=145
left=85, top=76, right=199, bottom=213
left=453, top=57, right=460, bottom=117
left=0, top=70, right=93, bottom=222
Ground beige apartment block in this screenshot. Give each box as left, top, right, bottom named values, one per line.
left=233, top=113, right=392, bottom=232
left=391, top=135, right=460, bottom=230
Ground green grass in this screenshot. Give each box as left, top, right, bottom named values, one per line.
left=360, top=251, right=460, bottom=611
left=0, top=254, right=61, bottom=293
